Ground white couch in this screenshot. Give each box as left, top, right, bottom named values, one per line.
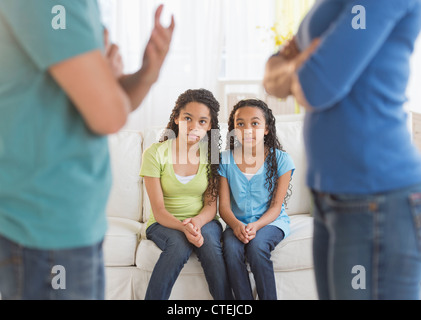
left=103, top=113, right=318, bottom=300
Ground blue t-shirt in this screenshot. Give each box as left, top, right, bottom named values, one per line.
left=295, top=0, right=421, bottom=194
left=0, top=0, right=111, bottom=249
left=219, top=149, right=295, bottom=238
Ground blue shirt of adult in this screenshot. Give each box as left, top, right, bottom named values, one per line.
left=295, top=0, right=421, bottom=194
left=219, top=149, right=295, bottom=238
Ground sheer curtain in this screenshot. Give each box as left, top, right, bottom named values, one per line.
left=98, top=0, right=421, bottom=130
left=222, top=0, right=276, bottom=80
left=98, top=0, right=280, bottom=130
left=99, top=0, right=227, bottom=130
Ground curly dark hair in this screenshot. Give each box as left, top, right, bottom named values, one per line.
left=226, top=99, right=292, bottom=206
left=160, top=89, right=221, bottom=204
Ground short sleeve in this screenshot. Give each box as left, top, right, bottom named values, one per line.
left=0, top=0, right=103, bottom=70
left=277, top=151, right=295, bottom=178
left=218, top=151, right=231, bottom=178
left=218, top=163, right=227, bottom=178
left=140, top=144, right=162, bottom=178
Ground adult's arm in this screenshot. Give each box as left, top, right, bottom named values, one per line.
left=49, top=5, right=175, bottom=135
left=265, top=0, right=416, bottom=110
left=263, top=38, right=319, bottom=110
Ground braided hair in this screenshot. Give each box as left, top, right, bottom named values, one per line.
left=226, top=99, right=292, bottom=206
left=160, top=89, right=221, bottom=204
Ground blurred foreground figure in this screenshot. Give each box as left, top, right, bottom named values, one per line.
left=0, top=1, right=174, bottom=299
left=264, top=0, right=421, bottom=300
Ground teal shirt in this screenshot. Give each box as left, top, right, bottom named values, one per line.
left=0, top=1, right=111, bottom=249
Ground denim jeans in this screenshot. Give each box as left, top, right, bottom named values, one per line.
left=0, top=234, right=105, bottom=300
left=145, top=220, right=233, bottom=300
left=312, top=183, right=421, bottom=300
left=222, top=225, right=284, bottom=300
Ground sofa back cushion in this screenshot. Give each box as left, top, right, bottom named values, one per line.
left=141, top=127, right=169, bottom=223
left=275, top=114, right=311, bottom=215
left=107, top=131, right=144, bottom=222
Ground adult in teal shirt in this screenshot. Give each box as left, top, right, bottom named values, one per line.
left=264, top=0, right=421, bottom=299
left=0, top=1, right=174, bottom=299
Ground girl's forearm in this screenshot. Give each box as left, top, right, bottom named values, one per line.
left=194, top=207, right=216, bottom=229
left=192, top=195, right=218, bottom=229
left=253, top=208, right=282, bottom=230
left=153, top=208, right=184, bottom=232
left=219, top=207, right=242, bottom=229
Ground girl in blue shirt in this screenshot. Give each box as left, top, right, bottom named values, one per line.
left=219, top=99, right=295, bottom=300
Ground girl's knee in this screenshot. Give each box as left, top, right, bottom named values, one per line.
left=223, top=239, right=245, bottom=264
left=165, top=234, right=193, bottom=255
left=246, top=239, right=271, bottom=262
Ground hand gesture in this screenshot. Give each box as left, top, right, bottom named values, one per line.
left=104, top=28, right=124, bottom=79
left=140, top=4, right=175, bottom=86
left=263, top=37, right=320, bottom=99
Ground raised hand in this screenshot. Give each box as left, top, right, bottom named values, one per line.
left=140, top=4, right=175, bottom=86
left=104, top=28, right=124, bottom=79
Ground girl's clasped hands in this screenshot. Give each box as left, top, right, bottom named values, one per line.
left=232, top=221, right=258, bottom=244
left=182, top=218, right=204, bottom=248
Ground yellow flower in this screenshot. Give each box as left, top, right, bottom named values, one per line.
left=269, top=22, right=294, bottom=52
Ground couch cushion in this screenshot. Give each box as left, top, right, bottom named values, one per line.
left=104, top=217, right=143, bottom=267
left=275, top=114, right=312, bottom=216
left=136, top=239, right=205, bottom=274
left=272, top=214, right=314, bottom=271
left=141, top=127, right=167, bottom=223
left=107, top=131, right=143, bottom=222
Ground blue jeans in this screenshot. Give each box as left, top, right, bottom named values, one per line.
left=312, top=183, right=421, bottom=300
left=222, top=225, right=284, bottom=300
left=145, top=220, right=233, bottom=300
left=0, top=234, right=105, bottom=300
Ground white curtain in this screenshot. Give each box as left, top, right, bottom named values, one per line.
left=98, top=0, right=421, bottom=130
left=222, top=0, right=275, bottom=80
left=99, top=0, right=226, bottom=130
left=99, top=0, right=277, bottom=130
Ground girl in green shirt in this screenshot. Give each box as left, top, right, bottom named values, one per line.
left=140, top=89, right=233, bottom=300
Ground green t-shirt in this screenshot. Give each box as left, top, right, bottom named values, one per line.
left=0, top=0, right=110, bottom=249
left=140, top=139, right=211, bottom=229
